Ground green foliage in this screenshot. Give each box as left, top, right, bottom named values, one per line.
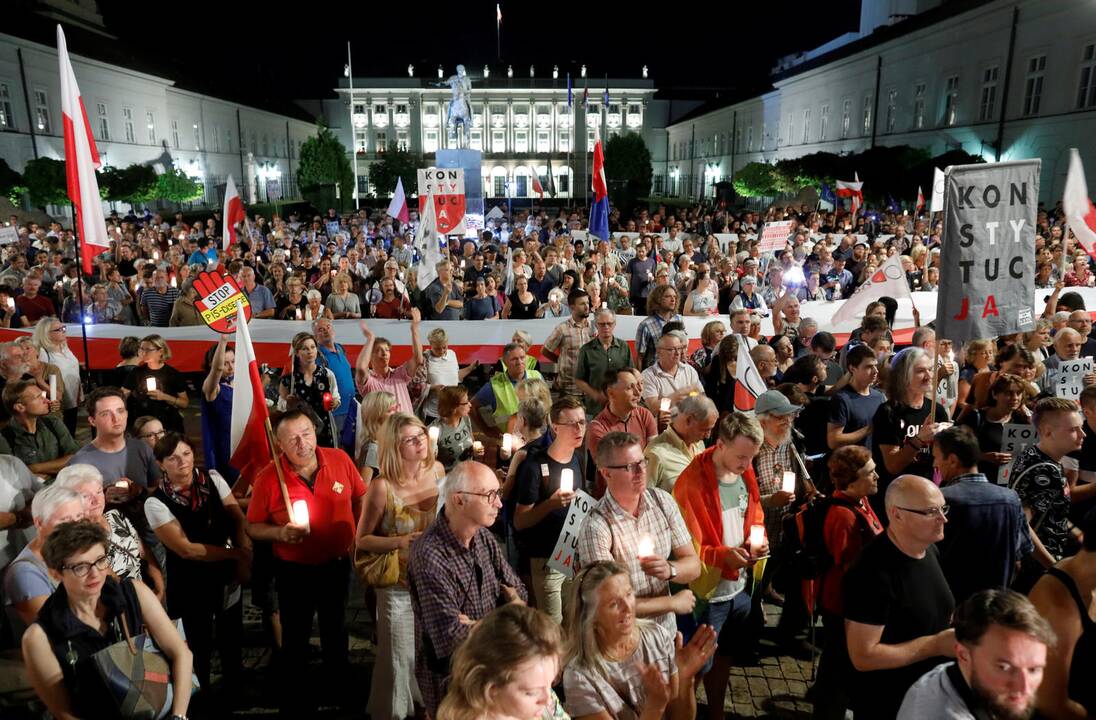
left=99, top=164, right=157, bottom=204
left=0, top=159, right=23, bottom=204
left=22, top=157, right=68, bottom=206
left=369, top=146, right=422, bottom=199
left=733, top=162, right=780, bottom=198
left=604, top=132, right=653, bottom=211
left=155, top=166, right=203, bottom=203
left=297, top=123, right=353, bottom=209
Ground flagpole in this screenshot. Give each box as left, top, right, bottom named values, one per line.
left=69, top=207, right=92, bottom=372
left=264, top=417, right=294, bottom=518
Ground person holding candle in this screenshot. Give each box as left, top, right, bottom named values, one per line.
left=0, top=379, right=78, bottom=475
left=672, top=411, right=769, bottom=720
left=276, top=277, right=309, bottom=319
left=278, top=332, right=341, bottom=448
left=246, top=408, right=366, bottom=715
left=122, top=334, right=188, bottom=434
left=640, top=331, right=703, bottom=431
left=513, top=397, right=587, bottom=623
left=430, top=386, right=484, bottom=473
left=645, top=394, right=720, bottom=494
left=578, top=431, right=701, bottom=639
left=356, top=413, right=443, bottom=720
left=31, top=317, right=81, bottom=436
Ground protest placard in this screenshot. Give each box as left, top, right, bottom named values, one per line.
left=1055, top=358, right=1094, bottom=401
left=997, top=423, right=1039, bottom=485
left=0, top=226, right=18, bottom=245
left=546, top=489, right=596, bottom=578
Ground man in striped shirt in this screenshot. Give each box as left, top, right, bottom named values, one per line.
left=139, top=269, right=179, bottom=327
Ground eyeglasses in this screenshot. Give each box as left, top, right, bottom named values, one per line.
left=555, top=419, right=587, bottom=429
left=62, top=554, right=111, bottom=577
left=400, top=432, right=427, bottom=446
left=604, top=458, right=648, bottom=474
left=459, top=489, right=502, bottom=504
left=49, top=326, right=66, bottom=333
left=898, top=504, right=950, bottom=519
left=138, top=345, right=161, bottom=353
left=139, top=429, right=165, bottom=440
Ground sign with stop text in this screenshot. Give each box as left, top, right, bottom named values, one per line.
left=546, top=489, right=596, bottom=579
left=936, top=160, right=1040, bottom=345
left=417, top=167, right=467, bottom=235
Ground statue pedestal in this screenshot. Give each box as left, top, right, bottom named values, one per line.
left=436, top=149, right=483, bottom=236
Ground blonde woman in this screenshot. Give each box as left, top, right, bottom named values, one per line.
left=508, top=377, right=552, bottom=437
left=325, top=272, right=361, bottom=320
left=356, top=413, right=443, bottom=720
left=437, top=604, right=567, bottom=720
left=31, top=317, right=80, bottom=435
left=355, top=390, right=398, bottom=484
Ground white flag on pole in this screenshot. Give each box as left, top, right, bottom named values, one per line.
left=830, top=253, right=913, bottom=327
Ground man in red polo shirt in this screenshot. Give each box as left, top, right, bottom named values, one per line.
left=15, top=275, right=55, bottom=326
left=246, top=409, right=365, bottom=714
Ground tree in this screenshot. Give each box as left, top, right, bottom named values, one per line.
left=155, top=166, right=203, bottom=203
left=21, top=157, right=68, bottom=207
left=733, top=162, right=780, bottom=198
left=297, top=123, right=353, bottom=210
left=99, top=164, right=157, bottom=204
left=369, top=146, right=422, bottom=199
left=604, top=132, right=652, bottom=212
left=0, top=159, right=24, bottom=205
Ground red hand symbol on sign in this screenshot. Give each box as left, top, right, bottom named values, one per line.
left=193, top=270, right=252, bottom=334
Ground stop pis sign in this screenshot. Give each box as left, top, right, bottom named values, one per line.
left=194, top=270, right=252, bottom=334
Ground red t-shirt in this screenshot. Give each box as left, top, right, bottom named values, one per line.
left=16, top=294, right=55, bottom=323
left=246, top=447, right=365, bottom=564
left=818, top=491, right=883, bottom=616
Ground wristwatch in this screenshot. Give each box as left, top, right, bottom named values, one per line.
left=668, top=561, right=678, bottom=580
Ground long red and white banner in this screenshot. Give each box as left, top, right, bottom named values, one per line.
left=4, top=288, right=1092, bottom=372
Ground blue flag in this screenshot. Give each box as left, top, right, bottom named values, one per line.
left=603, top=85, right=610, bottom=108
left=886, top=195, right=900, bottom=213
left=820, top=184, right=836, bottom=205
left=567, top=73, right=573, bottom=108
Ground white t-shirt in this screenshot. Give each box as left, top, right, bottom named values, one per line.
left=711, top=474, right=748, bottom=602
left=423, top=350, right=459, bottom=418
left=144, top=470, right=233, bottom=530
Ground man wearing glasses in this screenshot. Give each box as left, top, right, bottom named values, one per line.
left=409, top=461, right=526, bottom=717
left=579, top=431, right=699, bottom=637
left=640, top=330, right=702, bottom=430
left=843, top=474, right=957, bottom=720
left=513, top=397, right=587, bottom=623
left=575, top=309, right=635, bottom=417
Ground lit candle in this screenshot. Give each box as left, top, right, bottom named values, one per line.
left=659, top=398, right=671, bottom=413
left=501, top=433, right=513, bottom=455
left=749, top=525, right=765, bottom=551
left=472, top=440, right=484, bottom=454
left=782, top=471, right=796, bottom=494
left=145, top=377, right=157, bottom=392
left=48, top=375, right=57, bottom=402
left=636, top=534, right=655, bottom=558
left=295, top=308, right=303, bottom=320
left=169, top=276, right=177, bottom=287
left=114, top=480, right=128, bottom=489
left=428, top=425, right=440, bottom=446
left=292, top=500, right=310, bottom=531
left=152, top=251, right=160, bottom=260
left=560, top=469, right=574, bottom=493
left=6, top=298, right=13, bottom=308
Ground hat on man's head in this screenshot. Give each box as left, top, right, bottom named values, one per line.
left=754, top=390, right=802, bottom=416
left=742, top=275, right=758, bottom=285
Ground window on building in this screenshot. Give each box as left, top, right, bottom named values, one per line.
left=171, top=119, right=180, bottom=149
left=536, top=130, right=549, bottom=152
left=784, top=112, right=793, bottom=144
left=262, top=135, right=269, bottom=156
left=819, top=106, right=828, bottom=141
left=193, top=123, right=201, bottom=150
left=0, top=83, right=14, bottom=130
left=353, top=104, right=365, bottom=115
left=943, top=75, right=959, bottom=126
left=862, top=94, right=873, bottom=136
left=493, top=175, right=506, bottom=196
left=424, top=130, right=438, bottom=153
left=395, top=104, right=408, bottom=115
left=354, top=131, right=367, bottom=153
left=470, top=130, right=483, bottom=151
left=374, top=104, right=386, bottom=115
left=558, top=129, right=570, bottom=152
left=492, top=130, right=505, bottom=153
left=96, top=102, right=109, bottom=141
left=886, top=89, right=897, bottom=132
left=979, top=66, right=999, bottom=121
left=145, top=111, right=155, bottom=144
left=515, top=130, right=528, bottom=153
left=122, top=107, right=135, bottom=143
left=1023, top=55, right=1046, bottom=116
left=841, top=99, right=851, bottom=138
left=913, top=82, right=926, bottom=129
left=558, top=173, right=569, bottom=193
left=357, top=176, right=369, bottom=196
left=516, top=175, right=528, bottom=197
left=760, top=122, right=766, bottom=151
left=376, top=131, right=387, bottom=152
left=212, top=126, right=220, bottom=153
left=747, top=125, right=754, bottom=151
left=629, top=104, right=641, bottom=115
left=1077, top=44, right=1096, bottom=109
left=226, top=129, right=234, bottom=153
left=397, top=131, right=409, bottom=151
left=33, top=89, right=50, bottom=133
left=802, top=108, right=811, bottom=143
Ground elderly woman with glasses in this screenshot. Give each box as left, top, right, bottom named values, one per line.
left=20, top=520, right=193, bottom=720
left=31, top=316, right=81, bottom=435
left=562, top=561, right=715, bottom=720
left=121, top=334, right=188, bottom=433
left=356, top=413, right=443, bottom=720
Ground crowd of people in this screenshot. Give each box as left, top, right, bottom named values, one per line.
left=0, top=195, right=1095, bottom=720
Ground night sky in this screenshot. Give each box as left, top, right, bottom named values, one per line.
left=96, top=1, right=861, bottom=104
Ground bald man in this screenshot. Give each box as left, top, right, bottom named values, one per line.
left=841, top=475, right=956, bottom=720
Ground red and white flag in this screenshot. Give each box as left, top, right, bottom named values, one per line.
left=230, top=305, right=272, bottom=479
left=1063, top=148, right=1096, bottom=260
left=836, top=173, right=864, bottom=218
left=530, top=171, right=544, bottom=198
left=734, top=338, right=768, bottom=413
left=831, top=253, right=912, bottom=326
left=386, top=176, right=410, bottom=225
left=222, top=175, right=245, bottom=251
left=915, top=186, right=925, bottom=216
left=57, top=25, right=109, bottom=275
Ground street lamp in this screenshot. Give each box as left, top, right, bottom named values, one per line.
left=529, top=65, right=535, bottom=78
left=642, top=65, right=648, bottom=79
left=507, top=65, right=513, bottom=78
left=437, top=65, right=444, bottom=79
left=407, top=64, right=414, bottom=77
left=552, top=65, right=558, bottom=80
left=484, top=65, right=490, bottom=78
left=581, top=65, right=587, bottom=78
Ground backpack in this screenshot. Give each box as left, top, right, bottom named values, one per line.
left=781, top=494, right=869, bottom=581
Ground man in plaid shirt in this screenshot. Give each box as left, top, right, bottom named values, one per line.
left=408, top=461, right=526, bottom=716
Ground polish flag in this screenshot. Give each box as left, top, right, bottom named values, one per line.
left=57, top=26, right=109, bottom=275
left=831, top=253, right=913, bottom=327
left=386, top=176, right=410, bottom=226
left=915, top=186, right=925, bottom=216
left=1063, top=148, right=1096, bottom=261
left=531, top=171, right=544, bottom=198
left=733, top=338, right=768, bottom=414
left=230, top=305, right=273, bottom=479
left=222, top=175, right=245, bottom=251
left=836, top=173, right=864, bottom=218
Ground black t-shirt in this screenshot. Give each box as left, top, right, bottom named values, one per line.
left=1011, top=444, right=1071, bottom=560
left=513, top=447, right=584, bottom=558
left=842, top=534, right=955, bottom=719
left=123, top=365, right=188, bottom=433
left=829, top=386, right=886, bottom=451
left=870, top=399, right=950, bottom=520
